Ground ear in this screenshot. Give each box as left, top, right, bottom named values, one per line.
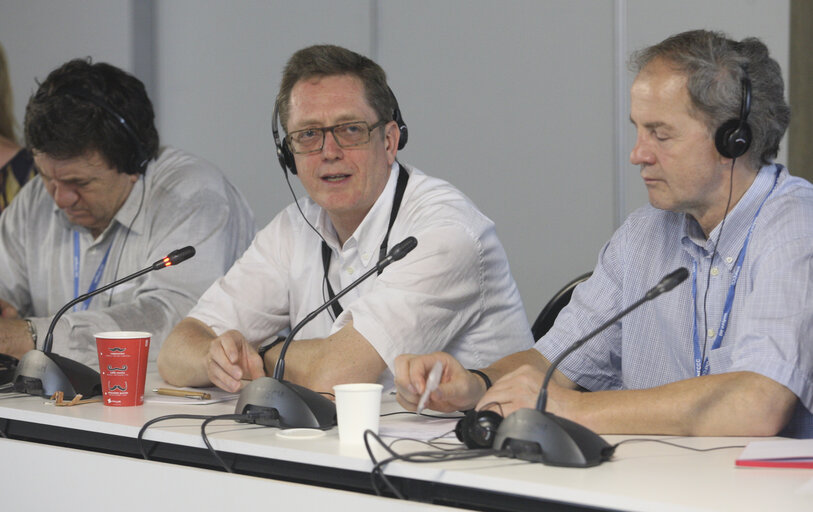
left=384, top=120, right=399, bottom=165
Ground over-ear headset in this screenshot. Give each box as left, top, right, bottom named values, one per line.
left=714, top=71, right=752, bottom=159
left=455, top=409, right=503, bottom=449
left=272, top=85, right=408, bottom=176
left=60, top=86, right=150, bottom=174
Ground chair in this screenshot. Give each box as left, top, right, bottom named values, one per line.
left=531, top=272, right=592, bottom=340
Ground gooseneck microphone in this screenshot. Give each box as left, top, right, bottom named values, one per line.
left=235, top=236, right=417, bottom=429
left=13, top=246, right=196, bottom=399
left=492, top=267, right=689, bottom=468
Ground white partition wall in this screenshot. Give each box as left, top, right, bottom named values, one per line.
left=0, top=0, right=789, bottom=323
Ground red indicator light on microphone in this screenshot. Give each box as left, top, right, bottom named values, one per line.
left=162, top=256, right=172, bottom=267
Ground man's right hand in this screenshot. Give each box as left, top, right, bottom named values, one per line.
left=206, top=330, right=265, bottom=392
left=394, top=352, right=487, bottom=412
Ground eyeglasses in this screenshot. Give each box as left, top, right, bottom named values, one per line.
left=286, top=120, right=387, bottom=154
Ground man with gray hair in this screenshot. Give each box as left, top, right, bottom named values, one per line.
left=396, top=30, right=813, bottom=438
left=158, top=44, right=533, bottom=393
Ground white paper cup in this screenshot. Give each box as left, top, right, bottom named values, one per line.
left=333, top=383, right=383, bottom=445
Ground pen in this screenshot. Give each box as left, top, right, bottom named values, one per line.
left=416, top=361, right=443, bottom=415
left=153, top=387, right=211, bottom=400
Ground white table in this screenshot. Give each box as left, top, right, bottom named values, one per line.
left=1, top=373, right=811, bottom=511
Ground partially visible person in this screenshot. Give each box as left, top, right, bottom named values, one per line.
left=396, top=30, right=813, bottom=439
left=0, top=42, right=35, bottom=213
left=0, top=58, right=255, bottom=365
left=158, top=44, right=533, bottom=393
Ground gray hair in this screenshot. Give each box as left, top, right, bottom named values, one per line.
left=630, top=30, right=789, bottom=169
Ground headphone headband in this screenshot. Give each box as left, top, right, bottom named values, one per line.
left=60, top=86, right=150, bottom=174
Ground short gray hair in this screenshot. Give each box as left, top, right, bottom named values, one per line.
left=631, top=30, right=789, bottom=169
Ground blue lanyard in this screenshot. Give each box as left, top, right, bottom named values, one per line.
left=691, top=167, right=781, bottom=376
left=72, top=231, right=114, bottom=312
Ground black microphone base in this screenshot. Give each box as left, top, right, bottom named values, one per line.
left=493, top=408, right=615, bottom=467
left=13, top=350, right=102, bottom=399
left=234, top=377, right=336, bottom=429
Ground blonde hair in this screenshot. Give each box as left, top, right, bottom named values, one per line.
left=0, top=43, right=18, bottom=144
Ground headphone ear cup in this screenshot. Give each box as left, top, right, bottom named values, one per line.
left=396, top=122, right=408, bottom=151
left=715, top=119, right=752, bottom=159
left=455, top=409, right=502, bottom=449
left=280, top=139, right=297, bottom=175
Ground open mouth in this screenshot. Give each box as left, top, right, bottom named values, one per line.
left=322, top=174, right=350, bottom=182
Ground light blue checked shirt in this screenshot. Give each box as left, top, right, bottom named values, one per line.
left=535, top=164, right=813, bottom=438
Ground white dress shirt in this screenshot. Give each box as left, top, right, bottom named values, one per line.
left=0, top=147, right=256, bottom=365
left=190, top=162, right=533, bottom=386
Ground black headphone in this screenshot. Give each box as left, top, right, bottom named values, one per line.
left=272, top=85, right=408, bottom=176
left=714, top=71, right=752, bottom=159
left=61, top=86, right=150, bottom=174
left=455, top=409, right=503, bottom=449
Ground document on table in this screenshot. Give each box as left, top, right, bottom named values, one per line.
left=144, top=386, right=239, bottom=405
left=736, top=439, right=813, bottom=469
left=379, top=413, right=461, bottom=441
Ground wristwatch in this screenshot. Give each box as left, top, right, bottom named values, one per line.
left=24, top=318, right=37, bottom=350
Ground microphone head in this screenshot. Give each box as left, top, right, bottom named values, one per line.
left=153, top=246, right=196, bottom=269
left=660, top=267, right=689, bottom=292
left=645, top=267, right=689, bottom=300
left=389, top=236, right=417, bottom=262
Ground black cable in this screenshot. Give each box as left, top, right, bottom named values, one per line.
left=363, top=429, right=508, bottom=499
left=282, top=167, right=336, bottom=323
left=201, top=413, right=249, bottom=473
left=138, top=411, right=277, bottom=471
left=611, top=437, right=746, bottom=452
left=137, top=413, right=211, bottom=460
left=701, top=159, right=736, bottom=367
left=107, top=176, right=145, bottom=307
left=379, top=410, right=464, bottom=420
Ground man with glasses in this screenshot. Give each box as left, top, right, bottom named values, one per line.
left=158, top=45, right=533, bottom=393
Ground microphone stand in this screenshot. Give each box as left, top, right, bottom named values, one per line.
left=492, top=268, right=689, bottom=467
left=13, top=247, right=196, bottom=399
left=235, top=237, right=417, bottom=429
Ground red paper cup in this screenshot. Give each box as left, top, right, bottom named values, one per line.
left=95, top=331, right=151, bottom=407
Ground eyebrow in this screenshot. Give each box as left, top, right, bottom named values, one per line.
left=290, top=114, right=366, bottom=130
left=629, top=117, right=671, bottom=131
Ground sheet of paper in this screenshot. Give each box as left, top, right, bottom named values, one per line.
left=736, top=439, right=813, bottom=468
left=379, top=414, right=461, bottom=441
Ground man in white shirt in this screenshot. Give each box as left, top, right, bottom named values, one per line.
left=158, top=44, right=532, bottom=394
left=0, top=58, right=255, bottom=366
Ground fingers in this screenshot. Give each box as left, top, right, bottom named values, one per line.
left=394, top=352, right=480, bottom=413
left=206, top=330, right=254, bottom=393
left=475, top=364, right=544, bottom=416
left=394, top=354, right=422, bottom=410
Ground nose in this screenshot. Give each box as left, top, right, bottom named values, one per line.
left=52, top=183, right=79, bottom=208
left=630, top=132, right=655, bottom=166
left=321, top=129, right=344, bottom=159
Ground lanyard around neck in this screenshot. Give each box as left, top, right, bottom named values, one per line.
left=73, top=230, right=114, bottom=312
left=691, top=167, right=781, bottom=376
left=321, top=164, right=409, bottom=319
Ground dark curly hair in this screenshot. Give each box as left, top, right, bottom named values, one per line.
left=24, top=58, right=159, bottom=175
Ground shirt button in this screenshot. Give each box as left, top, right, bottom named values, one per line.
left=362, top=252, right=370, bottom=260
left=707, top=328, right=715, bottom=338
left=346, top=266, right=355, bottom=275
left=725, top=256, right=734, bottom=264
left=710, top=267, right=719, bottom=276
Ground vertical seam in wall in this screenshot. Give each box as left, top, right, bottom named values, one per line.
left=369, top=0, right=380, bottom=61
left=613, top=0, right=628, bottom=229
left=132, top=0, right=157, bottom=113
